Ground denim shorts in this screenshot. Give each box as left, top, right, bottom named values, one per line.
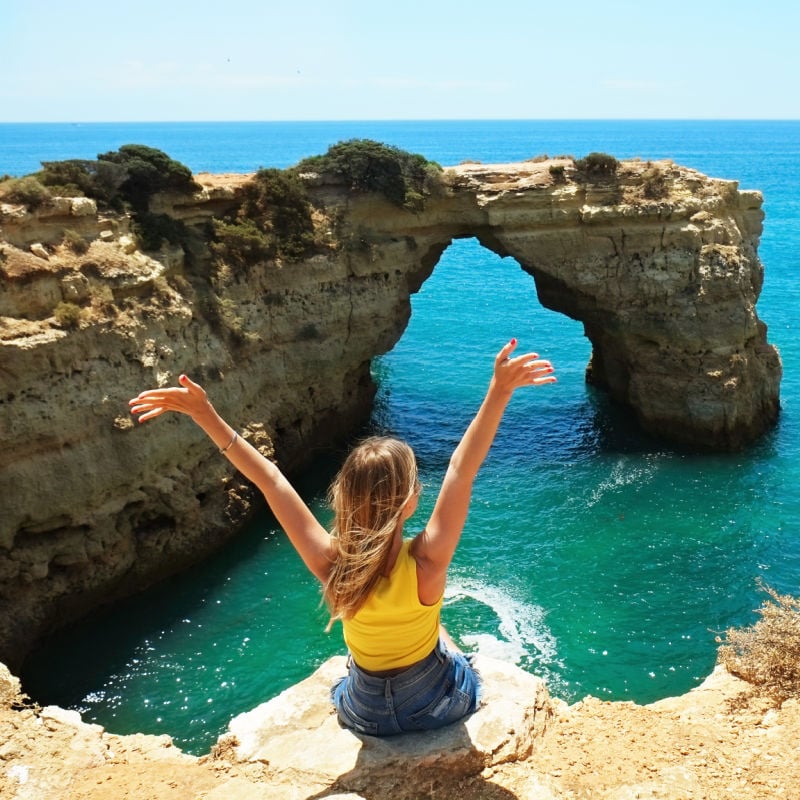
left=330, top=640, right=480, bottom=736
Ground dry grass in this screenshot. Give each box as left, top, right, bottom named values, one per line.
left=717, top=580, right=800, bottom=703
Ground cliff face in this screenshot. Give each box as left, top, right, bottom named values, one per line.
left=0, top=159, right=781, bottom=666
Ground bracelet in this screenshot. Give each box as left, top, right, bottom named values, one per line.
left=219, top=431, right=238, bottom=454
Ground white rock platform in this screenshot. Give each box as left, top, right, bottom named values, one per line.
left=217, top=654, right=555, bottom=799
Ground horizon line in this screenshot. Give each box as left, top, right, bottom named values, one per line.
left=1, top=117, right=799, bottom=125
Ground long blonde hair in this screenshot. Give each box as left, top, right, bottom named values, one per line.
left=324, top=436, right=419, bottom=626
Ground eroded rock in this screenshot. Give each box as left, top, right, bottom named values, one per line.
left=220, top=654, right=555, bottom=798
left=0, top=159, right=781, bottom=668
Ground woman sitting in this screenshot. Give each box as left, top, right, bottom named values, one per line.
left=129, top=339, right=555, bottom=735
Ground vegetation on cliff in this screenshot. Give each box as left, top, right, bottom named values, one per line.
left=0, top=174, right=54, bottom=208
left=0, top=145, right=199, bottom=251
left=717, top=580, right=800, bottom=704
left=0, top=139, right=443, bottom=263
left=97, top=145, right=200, bottom=208
left=211, top=168, right=317, bottom=267
left=295, top=138, right=443, bottom=211
left=31, top=145, right=200, bottom=211
left=209, top=140, right=443, bottom=269
left=574, top=151, right=620, bottom=180
left=0, top=139, right=445, bottom=265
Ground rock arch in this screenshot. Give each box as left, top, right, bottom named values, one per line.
left=335, top=158, right=781, bottom=451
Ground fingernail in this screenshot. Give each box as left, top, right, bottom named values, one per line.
left=179, top=374, right=186, bottom=383
left=510, top=338, right=517, bottom=346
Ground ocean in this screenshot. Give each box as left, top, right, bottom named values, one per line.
left=5, top=120, right=799, bottom=755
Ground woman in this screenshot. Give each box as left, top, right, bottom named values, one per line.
left=129, top=338, right=555, bottom=735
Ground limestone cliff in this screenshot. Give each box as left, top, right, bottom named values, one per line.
left=0, top=158, right=781, bottom=668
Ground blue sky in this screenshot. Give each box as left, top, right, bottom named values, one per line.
left=4, top=0, right=798, bottom=121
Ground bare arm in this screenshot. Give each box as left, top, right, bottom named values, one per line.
left=129, top=375, right=334, bottom=583
left=412, top=340, right=556, bottom=601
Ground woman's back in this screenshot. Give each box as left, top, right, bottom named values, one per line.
left=342, top=540, right=442, bottom=672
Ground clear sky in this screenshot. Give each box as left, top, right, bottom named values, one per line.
left=3, top=0, right=798, bottom=122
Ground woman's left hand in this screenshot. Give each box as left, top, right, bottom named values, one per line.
left=493, top=338, right=556, bottom=394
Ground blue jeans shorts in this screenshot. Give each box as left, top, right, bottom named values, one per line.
left=330, top=639, right=481, bottom=736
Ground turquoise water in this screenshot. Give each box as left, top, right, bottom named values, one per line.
left=10, top=120, right=800, bottom=755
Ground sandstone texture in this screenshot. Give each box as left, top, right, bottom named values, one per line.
left=2, top=656, right=798, bottom=799
left=0, top=159, right=781, bottom=672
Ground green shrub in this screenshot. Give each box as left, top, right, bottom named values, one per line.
left=97, top=145, right=200, bottom=211
left=9, top=146, right=198, bottom=215
left=574, top=152, right=619, bottom=180
left=133, top=212, right=190, bottom=252
left=716, top=580, right=800, bottom=703
left=0, top=176, right=52, bottom=209
left=210, top=218, right=274, bottom=267
left=53, top=301, right=83, bottom=328
left=38, top=147, right=198, bottom=213
left=237, top=169, right=315, bottom=261
left=38, top=159, right=127, bottom=209
left=295, top=139, right=442, bottom=210
left=63, top=229, right=90, bottom=254
left=549, top=165, right=567, bottom=184
left=642, top=163, right=668, bottom=199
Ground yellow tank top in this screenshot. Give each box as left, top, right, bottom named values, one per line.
left=342, top=539, right=442, bottom=671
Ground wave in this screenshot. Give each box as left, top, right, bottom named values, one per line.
left=443, top=576, right=562, bottom=671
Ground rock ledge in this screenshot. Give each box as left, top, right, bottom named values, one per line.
left=222, top=654, right=554, bottom=798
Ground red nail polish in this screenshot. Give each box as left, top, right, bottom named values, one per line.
left=510, top=338, right=517, bottom=346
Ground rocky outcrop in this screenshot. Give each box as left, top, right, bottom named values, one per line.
left=0, top=159, right=781, bottom=667
left=221, top=654, right=554, bottom=798
left=2, top=656, right=798, bottom=799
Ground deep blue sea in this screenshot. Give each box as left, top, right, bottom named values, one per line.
left=6, top=120, right=800, bottom=755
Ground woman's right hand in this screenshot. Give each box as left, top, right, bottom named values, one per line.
left=491, top=338, right=556, bottom=396
left=130, top=374, right=335, bottom=582
left=129, top=374, right=213, bottom=424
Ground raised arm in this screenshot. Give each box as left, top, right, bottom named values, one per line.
left=411, top=340, right=556, bottom=601
left=129, top=375, right=334, bottom=583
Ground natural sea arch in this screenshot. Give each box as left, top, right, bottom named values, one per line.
left=371, top=236, right=592, bottom=435
left=343, top=159, right=781, bottom=452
